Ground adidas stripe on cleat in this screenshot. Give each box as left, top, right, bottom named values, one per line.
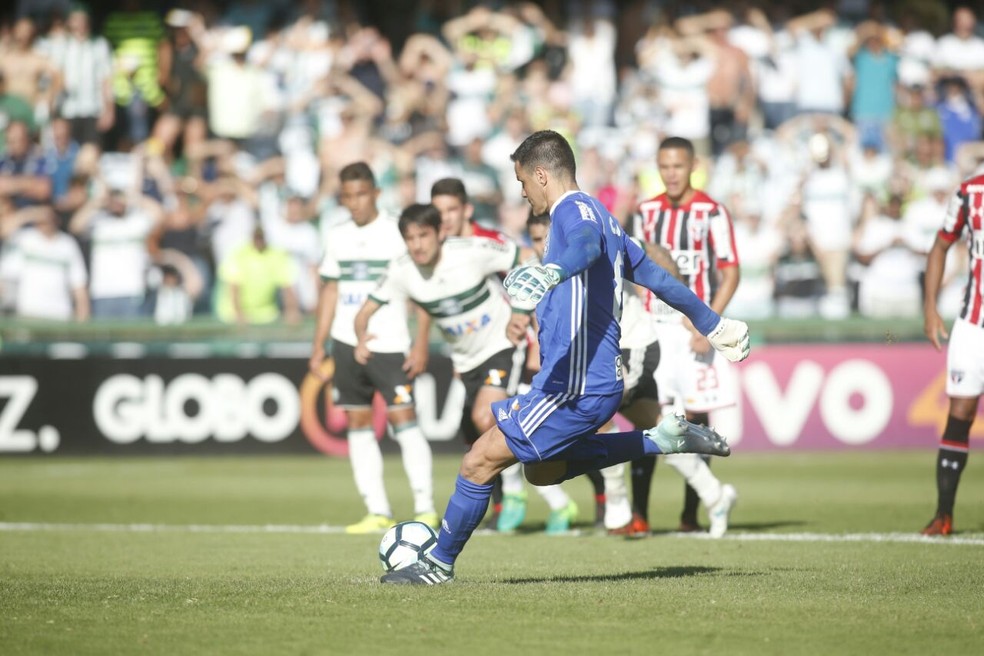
left=380, top=557, right=454, bottom=585
left=645, top=415, right=731, bottom=457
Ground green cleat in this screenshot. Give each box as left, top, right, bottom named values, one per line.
left=545, top=500, right=579, bottom=534
left=645, top=415, right=731, bottom=457
left=345, top=514, right=394, bottom=535
left=415, top=511, right=440, bottom=530
left=497, top=492, right=528, bottom=532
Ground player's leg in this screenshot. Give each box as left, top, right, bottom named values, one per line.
left=923, top=395, right=976, bottom=536
left=618, top=397, right=666, bottom=537
left=369, top=352, right=435, bottom=526
left=333, top=343, right=394, bottom=534
left=596, top=421, right=632, bottom=532
left=584, top=469, right=607, bottom=528
left=381, top=423, right=519, bottom=585
left=923, top=319, right=980, bottom=536
left=679, top=410, right=709, bottom=532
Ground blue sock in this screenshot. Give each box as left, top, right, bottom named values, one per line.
left=429, top=474, right=493, bottom=568
left=560, top=431, right=662, bottom=482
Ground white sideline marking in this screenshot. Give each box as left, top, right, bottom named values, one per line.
left=0, top=522, right=983, bottom=545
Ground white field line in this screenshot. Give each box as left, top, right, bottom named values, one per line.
left=0, top=522, right=983, bottom=545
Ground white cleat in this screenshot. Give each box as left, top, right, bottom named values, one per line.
left=708, top=484, right=738, bottom=538
left=645, top=415, right=731, bottom=457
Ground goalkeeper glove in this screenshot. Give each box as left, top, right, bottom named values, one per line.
left=707, top=317, right=750, bottom=363
left=504, top=263, right=565, bottom=310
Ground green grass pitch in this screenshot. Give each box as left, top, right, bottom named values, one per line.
left=1, top=451, right=982, bottom=655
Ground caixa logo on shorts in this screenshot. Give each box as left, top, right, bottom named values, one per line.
left=950, top=369, right=965, bottom=383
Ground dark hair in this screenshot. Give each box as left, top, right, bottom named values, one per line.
left=510, top=130, right=576, bottom=179
left=658, top=136, right=695, bottom=158
left=339, top=161, right=376, bottom=187
left=398, top=203, right=442, bottom=236
left=526, top=212, right=550, bottom=229
left=430, top=177, right=468, bottom=204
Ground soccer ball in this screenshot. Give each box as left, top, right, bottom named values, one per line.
left=378, top=520, right=438, bottom=572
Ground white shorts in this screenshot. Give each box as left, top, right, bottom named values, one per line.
left=653, top=321, right=736, bottom=413
left=946, top=318, right=984, bottom=397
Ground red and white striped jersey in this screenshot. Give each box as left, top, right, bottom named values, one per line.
left=633, top=190, right=739, bottom=319
left=939, top=173, right=984, bottom=325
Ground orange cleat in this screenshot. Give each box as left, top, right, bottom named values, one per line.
left=609, top=512, right=650, bottom=538
left=921, top=514, right=953, bottom=536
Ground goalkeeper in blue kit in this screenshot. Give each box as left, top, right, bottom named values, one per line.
left=381, top=130, right=750, bottom=585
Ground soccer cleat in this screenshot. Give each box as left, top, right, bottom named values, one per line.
left=708, top=484, right=738, bottom=538
left=645, top=415, right=731, bottom=457
left=345, top=513, right=395, bottom=535
left=677, top=520, right=703, bottom=533
left=497, top=492, right=528, bottom=532
left=380, top=556, right=454, bottom=585
left=545, top=500, right=579, bottom=534
left=608, top=512, right=650, bottom=538
left=921, top=513, right=953, bottom=536
left=415, top=511, right=440, bottom=530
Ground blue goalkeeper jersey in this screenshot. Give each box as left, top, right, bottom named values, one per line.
left=533, top=191, right=629, bottom=396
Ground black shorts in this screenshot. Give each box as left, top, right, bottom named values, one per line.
left=458, top=347, right=526, bottom=406
left=620, top=341, right=660, bottom=408
left=332, top=341, right=415, bottom=409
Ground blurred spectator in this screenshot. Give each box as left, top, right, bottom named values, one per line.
left=215, top=226, right=299, bottom=325
left=0, top=71, right=35, bottom=154
left=69, top=186, right=165, bottom=319
left=853, top=193, right=923, bottom=318
left=799, top=132, right=857, bottom=318
left=40, top=5, right=114, bottom=145
left=0, top=120, right=54, bottom=209
left=729, top=208, right=782, bottom=320
left=646, top=32, right=715, bottom=156
left=0, top=205, right=89, bottom=321
left=159, top=9, right=209, bottom=156
left=200, top=173, right=257, bottom=273
left=774, top=217, right=825, bottom=318
left=788, top=9, right=851, bottom=116
left=676, top=8, right=755, bottom=156
left=566, top=6, right=617, bottom=128
left=0, top=17, right=59, bottom=123
left=937, top=76, right=982, bottom=164
left=153, top=263, right=192, bottom=325
left=746, top=7, right=798, bottom=131
left=45, top=116, right=80, bottom=206
left=848, top=21, right=899, bottom=152
left=102, top=0, right=167, bottom=151
left=452, top=136, right=501, bottom=225
left=933, top=6, right=984, bottom=91
left=891, top=84, right=942, bottom=159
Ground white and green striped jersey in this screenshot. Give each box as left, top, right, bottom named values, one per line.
left=318, top=214, right=410, bottom=353
left=370, top=237, right=520, bottom=373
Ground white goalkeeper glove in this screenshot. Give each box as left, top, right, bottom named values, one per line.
left=707, top=317, right=750, bottom=363
left=504, top=263, right=564, bottom=310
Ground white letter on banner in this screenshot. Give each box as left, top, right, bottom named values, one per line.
left=412, top=373, right=466, bottom=441
left=94, top=374, right=144, bottom=444
left=165, top=374, right=212, bottom=443
left=247, top=373, right=298, bottom=443
left=820, top=360, right=892, bottom=445
left=742, top=360, right=824, bottom=446
left=0, top=376, right=38, bottom=452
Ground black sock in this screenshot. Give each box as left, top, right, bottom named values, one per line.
left=936, top=416, right=971, bottom=516
left=630, top=455, right=656, bottom=521
left=585, top=468, right=605, bottom=496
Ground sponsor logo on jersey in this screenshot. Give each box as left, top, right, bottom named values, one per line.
left=497, top=408, right=509, bottom=421
left=440, top=313, right=492, bottom=339
left=485, top=369, right=507, bottom=386
left=574, top=200, right=597, bottom=223
left=950, top=370, right=965, bottom=383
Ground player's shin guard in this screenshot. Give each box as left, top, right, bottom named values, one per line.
left=392, top=422, right=435, bottom=515
left=665, top=453, right=722, bottom=507
left=348, top=427, right=391, bottom=517
left=935, top=416, right=971, bottom=516
left=429, top=474, right=494, bottom=567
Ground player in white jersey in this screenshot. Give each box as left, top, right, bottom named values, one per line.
left=308, top=162, right=436, bottom=534
left=633, top=136, right=739, bottom=535
left=432, top=178, right=583, bottom=533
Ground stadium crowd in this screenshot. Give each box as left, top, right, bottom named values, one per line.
left=0, top=0, right=978, bottom=324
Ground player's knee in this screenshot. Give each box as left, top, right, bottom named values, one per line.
left=471, top=407, right=494, bottom=434
left=524, top=461, right=566, bottom=486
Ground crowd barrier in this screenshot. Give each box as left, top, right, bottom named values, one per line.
left=1, top=334, right=978, bottom=456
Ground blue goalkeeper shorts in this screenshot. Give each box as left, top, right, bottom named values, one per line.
left=491, top=388, right=622, bottom=464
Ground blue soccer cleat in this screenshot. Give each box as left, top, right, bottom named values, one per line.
left=645, top=415, right=731, bottom=457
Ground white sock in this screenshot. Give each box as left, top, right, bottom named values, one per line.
left=501, top=462, right=525, bottom=495
left=392, top=422, right=434, bottom=515
left=348, top=427, right=391, bottom=517
left=664, top=453, right=722, bottom=505
left=601, top=464, right=632, bottom=529
left=535, top=483, right=570, bottom=511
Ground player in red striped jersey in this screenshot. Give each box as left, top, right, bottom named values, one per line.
left=631, top=136, right=739, bottom=536
left=921, top=172, right=984, bottom=536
